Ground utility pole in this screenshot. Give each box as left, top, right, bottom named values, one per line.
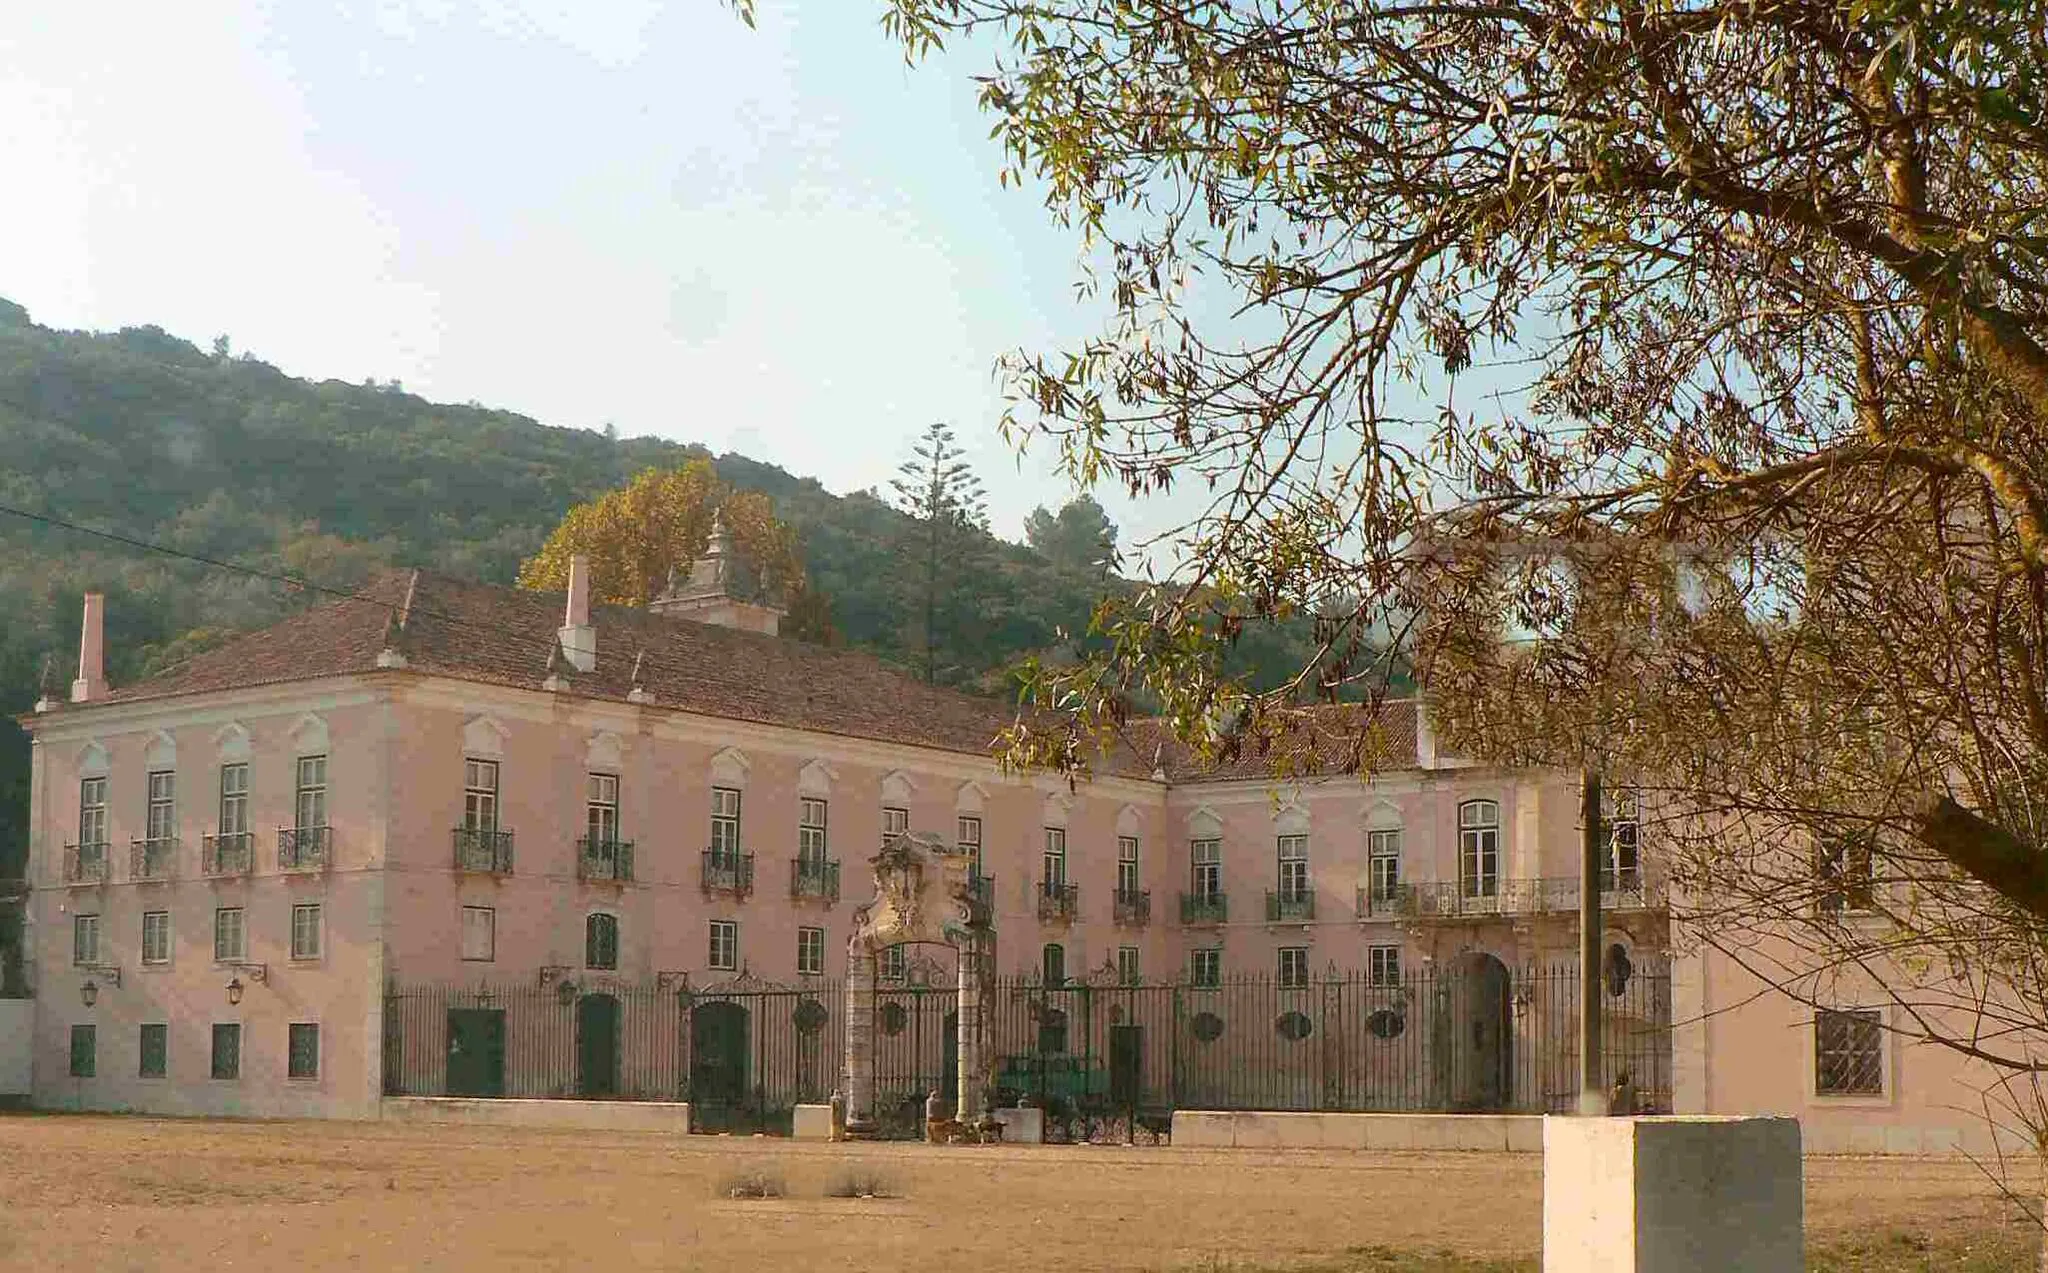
left=1578, top=765, right=1606, bottom=1116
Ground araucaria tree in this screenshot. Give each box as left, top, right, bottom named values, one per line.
left=891, top=422, right=990, bottom=683
left=813, top=0, right=2048, bottom=1166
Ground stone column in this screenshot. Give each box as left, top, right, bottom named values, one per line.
left=956, top=934, right=984, bottom=1121
left=845, top=941, right=877, bottom=1132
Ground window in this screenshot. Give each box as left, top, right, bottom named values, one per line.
left=882, top=805, right=909, bottom=846
left=1367, top=829, right=1402, bottom=902
left=585, top=913, right=619, bottom=970
left=296, top=755, right=328, bottom=831
left=957, top=815, right=983, bottom=873
left=587, top=773, right=620, bottom=844
left=78, top=776, right=108, bottom=847
left=291, top=904, right=322, bottom=960
left=1817, top=833, right=1876, bottom=916
left=1191, top=839, right=1221, bottom=899
left=218, top=763, right=249, bottom=836
left=72, top=913, right=100, bottom=965
left=1278, top=946, right=1309, bottom=989
left=1042, top=942, right=1066, bottom=987
left=69, top=1024, right=95, bottom=1078
left=1189, top=947, right=1222, bottom=988
left=1277, top=835, right=1310, bottom=899
left=142, top=911, right=170, bottom=965
left=797, top=925, right=825, bottom=976
left=1117, top=836, right=1140, bottom=895
left=710, top=787, right=742, bottom=856
left=288, top=1022, right=320, bottom=1080
left=1605, top=788, right=1640, bottom=891
left=139, top=1023, right=167, bottom=1078
left=461, top=759, right=496, bottom=833
left=1368, top=945, right=1401, bottom=988
left=1458, top=800, right=1500, bottom=898
left=211, top=1023, right=241, bottom=1080
left=213, top=907, right=245, bottom=962
left=1042, top=827, right=1067, bottom=886
left=880, top=944, right=906, bottom=981
left=145, top=770, right=176, bottom=842
left=799, top=798, right=828, bottom=864
left=460, top=906, right=495, bottom=962
left=709, top=919, right=738, bottom=971
left=1815, top=1008, right=1884, bottom=1096
left=1117, top=946, right=1140, bottom=986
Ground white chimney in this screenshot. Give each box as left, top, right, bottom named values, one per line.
left=558, top=555, right=596, bottom=673
left=71, top=592, right=107, bottom=703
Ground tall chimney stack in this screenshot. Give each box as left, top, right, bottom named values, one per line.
left=71, top=592, right=107, bottom=703
left=558, top=555, right=596, bottom=673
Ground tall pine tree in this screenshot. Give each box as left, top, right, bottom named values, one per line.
left=890, top=423, right=988, bottom=684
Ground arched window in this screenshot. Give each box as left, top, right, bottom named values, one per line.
left=1042, top=942, right=1066, bottom=987
left=1458, top=800, right=1500, bottom=899
left=585, top=913, right=619, bottom=970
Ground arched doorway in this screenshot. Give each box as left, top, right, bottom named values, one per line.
left=576, top=992, right=620, bottom=1097
left=1445, top=952, right=1512, bottom=1111
left=690, top=1000, right=750, bottom=1107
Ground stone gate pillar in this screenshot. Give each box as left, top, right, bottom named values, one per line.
left=956, top=934, right=984, bottom=1121
left=845, top=941, right=877, bottom=1132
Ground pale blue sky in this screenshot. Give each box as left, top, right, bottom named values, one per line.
left=0, top=0, right=1207, bottom=554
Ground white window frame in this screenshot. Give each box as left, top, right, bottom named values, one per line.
left=1278, top=946, right=1310, bottom=989
left=1042, top=827, right=1067, bottom=887
left=1367, top=829, right=1402, bottom=901
left=218, top=763, right=249, bottom=836
left=73, top=913, right=100, bottom=965
left=1368, top=944, right=1401, bottom=988
left=1458, top=800, right=1500, bottom=898
left=882, top=805, right=910, bottom=847
left=1605, top=788, right=1640, bottom=890
left=797, top=925, right=825, bottom=977
left=799, top=798, right=829, bottom=864
left=1117, top=945, right=1140, bottom=986
left=957, top=815, right=983, bottom=872
left=291, top=903, right=322, bottom=961
left=145, top=770, right=177, bottom=843
left=287, top=1021, right=321, bottom=1081
left=213, top=907, right=246, bottom=962
left=1189, top=946, right=1222, bottom=988
left=586, top=772, right=620, bottom=845
left=709, top=919, right=739, bottom=971
left=142, top=910, right=171, bottom=966
left=1190, top=838, right=1221, bottom=898
left=296, top=754, right=328, bottom=832
left=78, top=776, right=108, bottom=848
left=1116, top=836, right=1140, bottom=895
left=461, top=758, right=497, bottom=833
left=880, top=944, right=907, bottom=981
left=710, top=787, right=742, bottom=857
left=1277, top=835, right=1310, bottom=899
left=460, top=905, right=496, bottom=962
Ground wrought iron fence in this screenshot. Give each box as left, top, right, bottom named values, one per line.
left=280, top=825, right=332, bottom=872
left=383, top=959, right=1670, bottom=1137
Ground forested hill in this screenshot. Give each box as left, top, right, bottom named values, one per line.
left=0, top=300, right=1333, bottom=876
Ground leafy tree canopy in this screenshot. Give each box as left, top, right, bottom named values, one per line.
left=1025, top=495, right=1120, bottom=576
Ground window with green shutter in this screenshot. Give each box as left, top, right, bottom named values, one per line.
left=69, top=1024, right=96, bottom=1077
left=287, top=1023, right=319, bottom=1080
left=139, top=1023, right=167, bottom=1078
left=211, top=1023, right=241, bottom=1080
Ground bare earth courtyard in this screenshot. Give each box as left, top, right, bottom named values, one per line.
left=0, top=1114, right=2029, bottom=1272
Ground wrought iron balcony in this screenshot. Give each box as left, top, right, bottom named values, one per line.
left=1179, top=891, right=1227, bottom=925
left=969, top=872, right=996, bottom=910
left=1036, top=880, right=1078, bottom=923
left=452, top=827, right=514, bottom=875
left=129, top=837, right=178, bottom=882
left=789, top=856, right=839, bottom=903
left=203, top=832, right=255, bottom=877
left=1112, top=887, right=1151, bottom=927
left=1375, top=875, right=1667, bottom=919
left=701, top=849, right=754, bottom=898
left=63, top=842, right=110, bottom=887
left=1267, top=887, right=1316, bottom=922
left=1353, top=883, right=1407, bottom=919
left=577, top=837, right=635, bottom=883
left=279, top=826, right=331, bottom=872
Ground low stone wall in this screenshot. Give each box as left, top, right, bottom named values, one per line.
left=0, top=1000, right=30, bottom=1095
left=380, top=1097, right=692, bottom=1133
left=1172, top=1110, right=1543, bottom=1152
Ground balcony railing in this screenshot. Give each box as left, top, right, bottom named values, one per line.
left=130, top=837, right=178, bottom=882
left=1354, top=883, right=1406, bottom=918
left=790, top=856, right=840, bottom=903
left=577, top=837, right=635, bottom=883
left=63, top=842, right=110, bottom=886
left=1266, top=888, right=1316, bottom=922
left=202, top=832, right=255, bottom=877
left=1036, top=880, right=1079, bottom=923
left=969, top=872, right=996, bottom=911
left=702, top=849, right=754, bottom=898
left=1112, top=887, right=1151, bottom=927
left=1365, top=875, right=1666, bottom=919
left=279, top=825, right=331, bottom=872
left=1180, top=891, right=1227, bottom=925
left=452, top=827, right=515, bottom=875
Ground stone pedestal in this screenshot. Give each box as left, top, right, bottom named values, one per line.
left=792, top=1104, right=837, bottom=1142
left=1543, top=1115, right=1802, bottom=1273
left=992, top=1107, right=1044, bottom=1144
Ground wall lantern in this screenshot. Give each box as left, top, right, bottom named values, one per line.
left=226, top=976, right=245, bottom=1006
left=80, top=979, right=98, bottom=1008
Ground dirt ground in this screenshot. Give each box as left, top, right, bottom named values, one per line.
left=0, top=1113, right=2030, bottom=1272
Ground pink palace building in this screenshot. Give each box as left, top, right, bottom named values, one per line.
left=10, top=533, right=2015, bottom=1151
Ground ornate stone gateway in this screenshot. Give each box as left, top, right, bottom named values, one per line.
left=844, top=831, right=995, bottom=1135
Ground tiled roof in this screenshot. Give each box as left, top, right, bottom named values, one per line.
left=50, top=569, right=1421, bottom=784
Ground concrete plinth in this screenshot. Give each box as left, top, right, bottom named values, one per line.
left=1543, top=1115, right=1802, bottom=1273
left=992, top=1107, right=1044, bottom=1144
left=792, top=1104, right=837, bottom=1142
